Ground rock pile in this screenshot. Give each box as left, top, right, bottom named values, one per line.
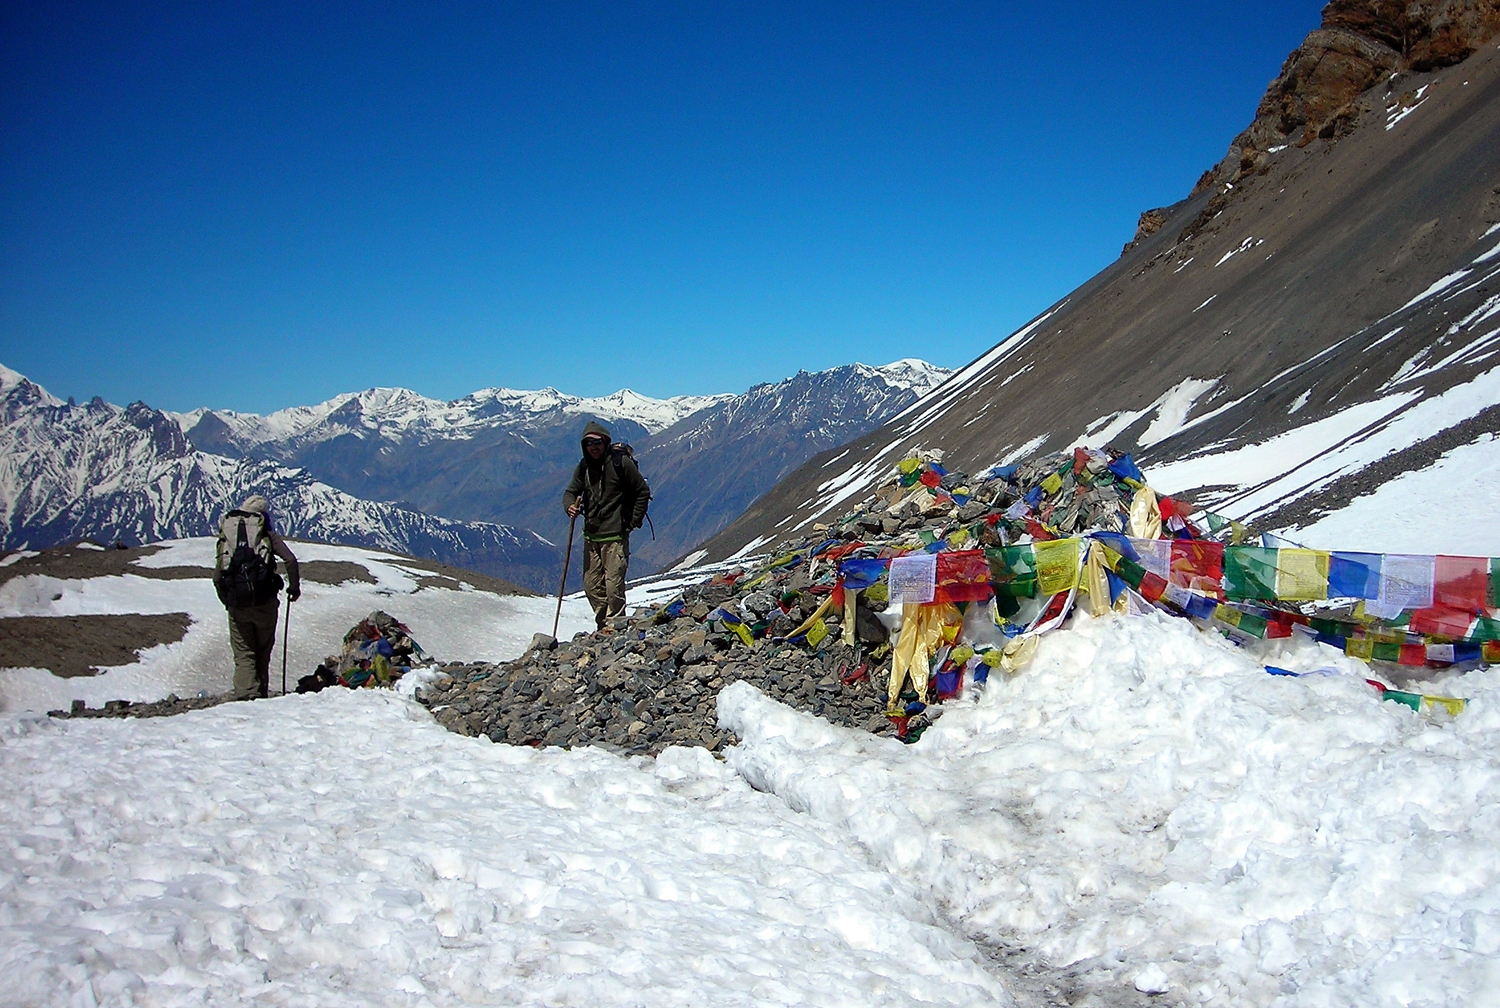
left=418, top=447, right=1155, bottom=756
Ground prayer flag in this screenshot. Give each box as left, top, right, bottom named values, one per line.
left=1033, top=538, right=1081, bottom=595
left=1108, top=454, right=1143, bottom=483
left=1184, top=593, right=1218, bottom=620
left=1138, top=570, right=1168, bottom=602
left=839, top=558, right=888, bottom=591
left=1370, top=554, right=1435, bottom=618
left=888, top=553, right=938, bottom=604
left=1491, top=558, right=1500, bottom=609
left=1433, top=555, right=1490, bottom=613
left=934, top=550, right=994, bottom=604
left=1224, top=547, right=1279, bottom=601
left=1171, top=540, right=1225, bottom=598
left=805, top=618, right=830, bottom=649
left=1345, top=637, right=1374, bottom=660
left=1131, top=537, right=1172, bottom=581
left=1328, top=552, right=1381, bottom=599
left=1425, top=695, right=1467, bottom=716
left=1384, top=690, right=1422, bottom=711
left=1236, top=612, right=1268, bottom=638
left=1409, top=606, right=1474, bottom=640
left=986, top=546, right=1038, bottom=597
left=1276, top=548, right=1330, bottom=601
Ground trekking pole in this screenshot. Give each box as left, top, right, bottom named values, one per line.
left=281, top=595, right=292, bottom=696
left=552, top=511, right=578, bottom=639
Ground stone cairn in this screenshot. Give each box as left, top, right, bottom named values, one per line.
left=418, top=447, right=1145, bottom=756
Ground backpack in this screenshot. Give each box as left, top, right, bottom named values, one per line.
left=610, top=443, right=653, bottom=536
left=214, top=509, right=283, bottom=608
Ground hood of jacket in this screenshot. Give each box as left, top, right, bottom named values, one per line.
left=580, top=421, right=612, bottom=458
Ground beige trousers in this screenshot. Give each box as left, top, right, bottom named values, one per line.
left=228, top=600, right=280, bottom=699
left=582, top=539, right=629, bottom=629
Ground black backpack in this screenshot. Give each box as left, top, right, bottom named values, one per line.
left=215, top=510, right=283, bottom=608
left=610, top=443, right=653, bottom=536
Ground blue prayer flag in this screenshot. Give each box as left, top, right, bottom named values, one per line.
left=1328, top=552, right=1382, bottom=600
left=839, top=558, right=888, bottom=591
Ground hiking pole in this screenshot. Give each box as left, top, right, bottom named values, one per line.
left=553, top=511, right=578, bottom=639
left=281, top=595, right=292, bottom=696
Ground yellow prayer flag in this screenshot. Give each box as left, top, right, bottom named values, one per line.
left=1423, top=695, right=1466, bottom=716
left=1345, top=637, right=1374, bottom=661
left=897, top=457, right=921, bottom=474
left=1275, top=548, right=1330, bottom=601
left=806, top=618, right=829, bottom=649
left=1214, top=604, right=1243, bottom=627
left=1041, top=472, right=1063, bottom=495
left=1033, top=538, right=1081, bottom=596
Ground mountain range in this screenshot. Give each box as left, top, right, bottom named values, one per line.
left=698, top=2, right=1500, bottom=562
left=0, top=359, right=949, bottom=590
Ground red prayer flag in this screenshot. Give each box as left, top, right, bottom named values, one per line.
left=1409, top=605, right=1473, bottom=639
left=1434, top=555, right=1490, bottom=613
left=934, top=550, right=994, bottom=604
left=1139, top=571, right=1168, bottom=602
left=1025, top=518, right=1056, bottom=541
left=1398, top=643, right=1427, bottom=666
left=1170, top=540, right=1225, bottom=598
left=919, top=469, right=942, bottom=489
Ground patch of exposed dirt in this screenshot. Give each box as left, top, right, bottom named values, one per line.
left=0, top=613, right=193, bottom=678
left=300, top=560, right=377, bottom=585
left=0, top=543, right=194, bottom=588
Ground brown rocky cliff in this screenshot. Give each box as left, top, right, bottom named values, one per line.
left=1232, top=1, right=1500, bottom=158
left=1122, top=0, right=1500, bottom=256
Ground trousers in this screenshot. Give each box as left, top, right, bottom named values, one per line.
left=582, top=539, right=629, bottom=629
left=227, top=600, right=280, bottom=699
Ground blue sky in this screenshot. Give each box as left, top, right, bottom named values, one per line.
left=1, top=2, right=1321, bottom=413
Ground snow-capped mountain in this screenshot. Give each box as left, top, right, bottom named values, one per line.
left=158, top=360, right=948, bottom=583
left=438, top=359, right=953, bottom=581
left=0, top=368, right=560, bottom=587
left=172, top=384, right=731, bottom=456
left=696, top=9, right=1500, bottom=562
left=624, top=359, right=952, bottom=572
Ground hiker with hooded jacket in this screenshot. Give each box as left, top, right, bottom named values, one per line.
left=563, top=422, right=650, bottom=631
left=213, top=495, right=301, bottom=699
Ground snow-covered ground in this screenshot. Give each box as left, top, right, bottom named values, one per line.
left=0, top=538, right=596, bottom=712
left=722, top=611, right=1500, bottom=1006
left=0, top=691, right=1010, bottom=1008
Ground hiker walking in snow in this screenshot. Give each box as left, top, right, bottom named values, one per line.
left=213, top=495, right=301, bottom=699
left=563, top=422, right=650, bottom=631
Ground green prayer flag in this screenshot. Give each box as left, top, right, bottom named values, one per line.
left=1224, top=547, right=1279, bottom=601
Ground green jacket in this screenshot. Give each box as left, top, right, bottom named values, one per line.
left=563, top=421, right=650, bottom=542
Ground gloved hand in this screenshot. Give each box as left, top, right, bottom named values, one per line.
left=288, top=586, right=301, bottom=602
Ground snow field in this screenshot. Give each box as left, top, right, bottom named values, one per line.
left=719, top=610, right=1500, bottom=1007
left=0, top=538, right=597, bottom=712
left=0, top=690, right=1013, bottom=1008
